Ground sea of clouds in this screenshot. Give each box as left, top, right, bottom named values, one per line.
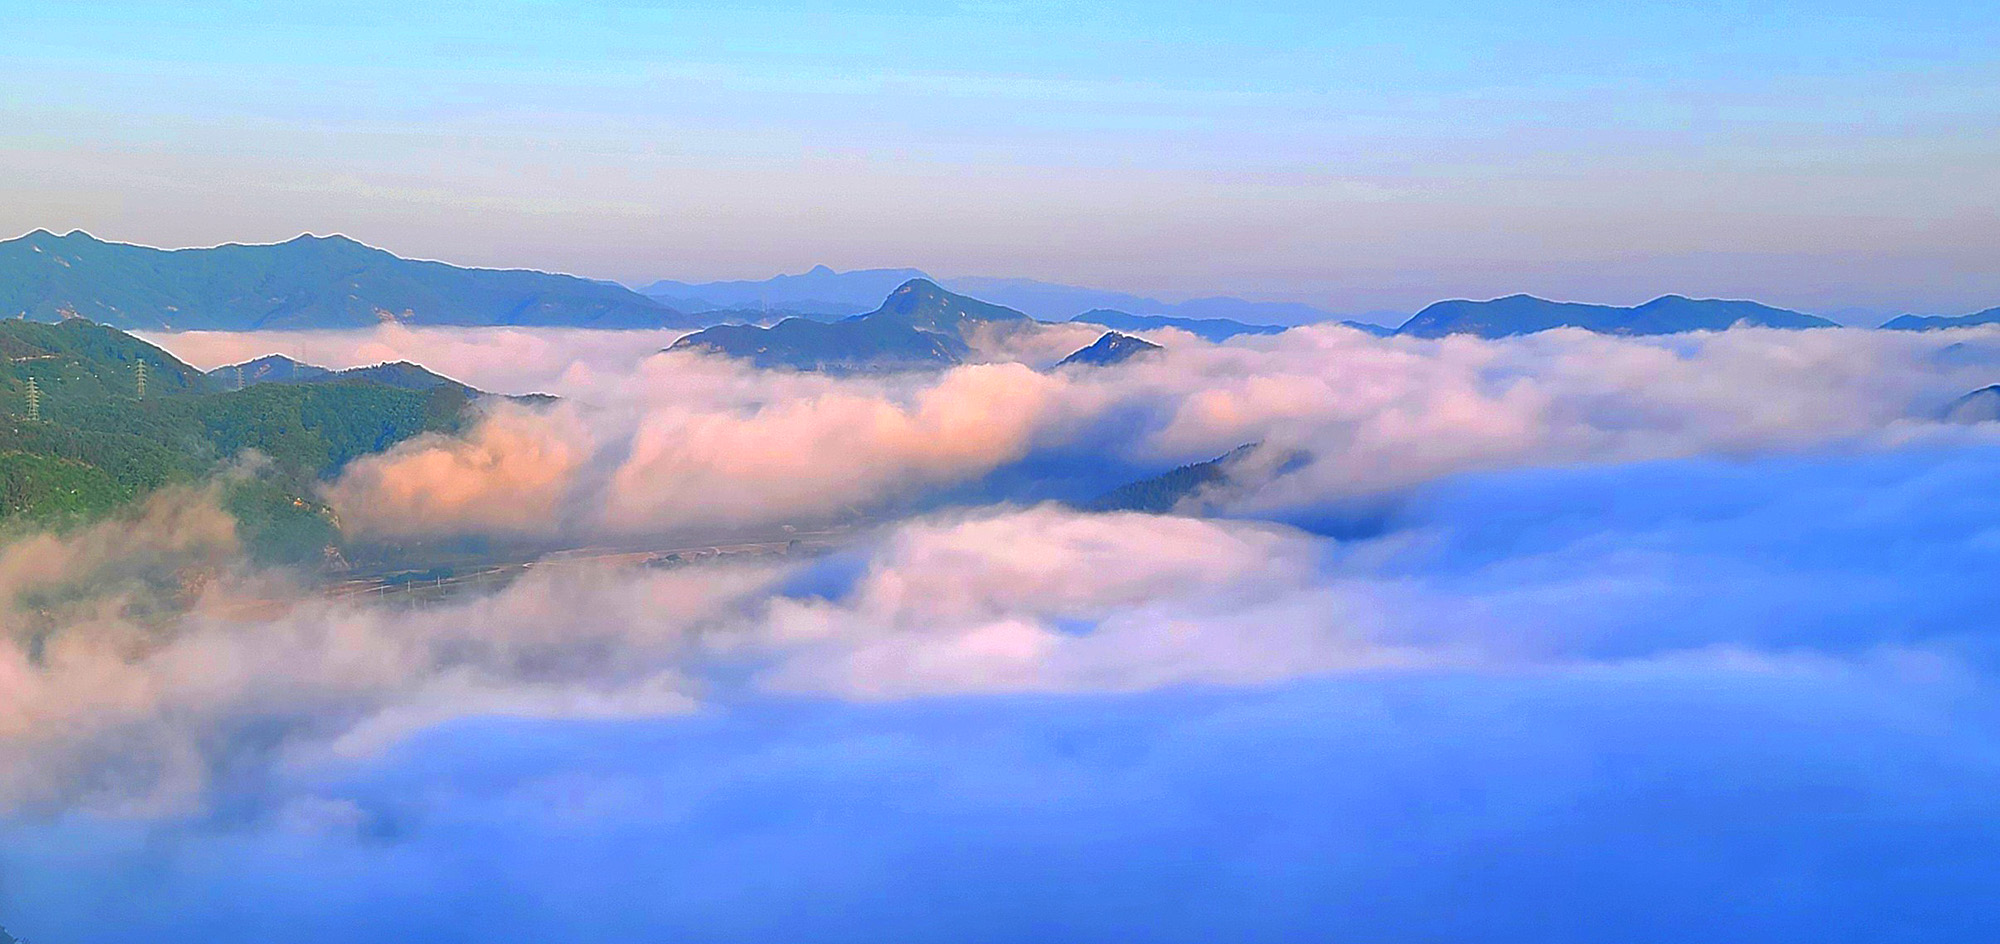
left=5, top=322, right=2000, bottom=941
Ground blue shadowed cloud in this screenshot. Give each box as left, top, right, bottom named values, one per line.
left=7, top=438, right=2000, bottom=941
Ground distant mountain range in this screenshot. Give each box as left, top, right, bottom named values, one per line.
left=1069, top=308, right=1397, bottom=340
left=0, top=230, right=700, bottom=331
left=1070, top=310, right=1286, bottom=342
left=15, top=231, right=1999, bottom=341
left=641, top=266, right=929, bottom=317
left=1057, top=332, right=1162, bottom=368
left=668, top=282, right=1896, bottom=372
left=947, top=276, right=1358, bottom=327
left=1881, top=307, right=2000, bottom=331
left=667, top=279, right=1033, bottom=372
left=644, top=267, right=1918, bottom=341
left=1068, top=293, right=1847, bottom=342
left=642, top=266, right=1363, bottom=327
left=1394, top=294, right=1837, bottom=339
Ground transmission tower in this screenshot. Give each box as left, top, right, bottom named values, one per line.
left=134, top=361, right=148, bottom=400
left=24, top=377, right=40, bottom=422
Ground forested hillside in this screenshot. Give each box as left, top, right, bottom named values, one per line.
left=0, top=318, right=476, bottom=561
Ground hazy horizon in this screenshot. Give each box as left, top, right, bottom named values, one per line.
left=6, top=225, right=1987, bottom=325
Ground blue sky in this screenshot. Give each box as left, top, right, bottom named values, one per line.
left=3, top=0, right=1997, bottom=312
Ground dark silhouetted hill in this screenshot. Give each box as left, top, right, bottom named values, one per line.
left=1084, top=445, right=1260, bottom=514
left=668, top=279, right=1033, bottom=372
left=1057, top=332, right=1162, bottom=367
left=1882, top=307, right=2000, bottom=331
left=1394, top=294, right=1836, bottom=339
left=0, top=229, right=700, bottom=331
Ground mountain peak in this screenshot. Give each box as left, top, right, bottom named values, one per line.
left=206, top=353, right=334, bottom=386
left=1057, top=331, right=1164, bottom=368
left=806, top=264, right=836, bottom=275
left=892, top=277, right=948, bottom=296
left=869, top=279, right=1031, bottom=334
left=283, top=232, right=367, bottom=247
left=8, top=228, right=107, bottom=253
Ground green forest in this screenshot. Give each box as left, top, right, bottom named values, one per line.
left=0, top=318, right=476, bottom=562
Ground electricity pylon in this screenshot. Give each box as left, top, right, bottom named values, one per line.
left=24, top=377, right=41, bottom=422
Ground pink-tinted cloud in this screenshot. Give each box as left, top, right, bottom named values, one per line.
left=214, top=322, right=2000, bottom=541
left=325, top=403, right=592, bottom=537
